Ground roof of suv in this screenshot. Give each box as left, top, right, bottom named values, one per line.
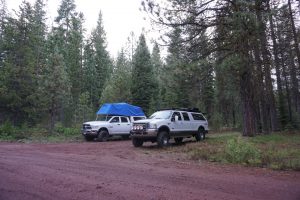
left=158, top=108, right=202, bottom=113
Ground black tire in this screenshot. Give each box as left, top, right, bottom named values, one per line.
left=84, top=135, right=94, bottom=141
left=174, top=137, right=183, bottom=144
left=98, top=130, right=109, bottom=142
left=195, top=128, right=205, bottom=141
left=157, top=131, right=169, bottom=147
left=132, top=138, right=143, bottom=147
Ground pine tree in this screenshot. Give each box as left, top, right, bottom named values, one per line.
left=90, top=11, right=112, bottom=108
left=0, top=1, right=45, bottom=125
left=41, top=44, right=71, bottom=132
left=149, top=42, right=163, bottom=112
left=131, top=34, right=155, bottom=114
left=100, top=49, right=132, bottom=104
left=54, top=0, right=85, bottom=124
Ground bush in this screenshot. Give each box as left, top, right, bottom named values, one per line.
left=0, top=121, right=16, bottom=136
left=0, top=121, right=27, bottom=140
left=54, top=123, right=79, bottom=136
left=225, top=137, right=261, bottom=165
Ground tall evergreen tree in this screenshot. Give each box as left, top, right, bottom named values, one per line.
left=90, top=11, right=112, bottom=108
left=131, top=34, right=155, bottom=114
left=54, top=0, right=85, bottom=124
left=149, top=42, right=163, bottom=112
left=100, top=49, right=132, bottom=104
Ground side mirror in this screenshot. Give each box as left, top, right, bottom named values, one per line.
left=175, top=115, right=179, bottom=122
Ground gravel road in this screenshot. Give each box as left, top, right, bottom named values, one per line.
left=1, top=140, right=300, bottom=200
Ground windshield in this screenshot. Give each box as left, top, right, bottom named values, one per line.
left=149, top=111, right=171, bottom=119
left=96, top=115, right=113, bottom=121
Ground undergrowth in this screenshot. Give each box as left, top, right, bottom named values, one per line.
left=179, top=132, right=300, bottom=171
left=0, top=121, right=82, bottom=143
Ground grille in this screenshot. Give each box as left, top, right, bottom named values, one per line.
left=82, top=124, right=91, bottom=130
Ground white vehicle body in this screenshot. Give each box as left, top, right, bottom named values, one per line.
left=82, top=115, right=146, bottom=141
left=130, top=109, right=209, bottom=147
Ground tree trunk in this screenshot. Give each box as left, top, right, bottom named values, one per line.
left=282, top=60, right=293, bottom=122
left=240, top=69, right=257, bottom=137
left=268, top=0, right=284, bottom=130
left=288, top=47, right=300, bottom=113
left=252, top=41, right=270, bottom=134
left=255, top=0, right=278, bottom=131
left=288, top=0, right=300, bottom=69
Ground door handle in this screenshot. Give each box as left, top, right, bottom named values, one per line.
left=117, top=124, right=120, bottom=125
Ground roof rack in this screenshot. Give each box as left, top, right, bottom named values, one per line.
left=159, top=108, right=201, bottom=113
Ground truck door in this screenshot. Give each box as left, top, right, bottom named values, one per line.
left=181, top=112, right=193, bottom=134
left=170, top=111, right=184, bottom=136
left=109, top=116, right=120, bottom=134
left=119, top=117, right=131, bottom=134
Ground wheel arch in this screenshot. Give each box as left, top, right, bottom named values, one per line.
left=158, top=125, right=170, bottom=135
left=98, top=127, right=109, bottom=135
left=198, top=126, right=205, bottom=131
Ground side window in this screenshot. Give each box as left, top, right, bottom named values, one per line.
left=191, top=113, right=205, bottom=121
left=182, top=112, right=190, bottom=121
left=171, top=112, right=182, bottom=121
left=110, top=117, right=120, bottom=123
left=121, top=117, right=128, bottom=123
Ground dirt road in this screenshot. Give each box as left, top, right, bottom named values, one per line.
left=0, top=140, right=300, bottom=200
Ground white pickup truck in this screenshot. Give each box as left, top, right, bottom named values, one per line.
left=82, top=115, right=146, bottom=141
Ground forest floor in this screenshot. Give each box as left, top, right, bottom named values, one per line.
left=1, top=138, right=300, bottom=200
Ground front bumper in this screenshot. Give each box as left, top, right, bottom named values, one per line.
left=81, top=129, right=98, bottom=136
left=130, top=128, right=158, bottom=138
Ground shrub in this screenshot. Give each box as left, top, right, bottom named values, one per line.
left=54, top=123, right=79, bottom=136
left=225, top=137, right=261, bottom=165
left=0, top=121, right=27, bottom=140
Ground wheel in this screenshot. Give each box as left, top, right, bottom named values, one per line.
left=84, top=135, right=94, bottom=141
left=195, top=128, right=205, bottom=141
left=132, top=138, right=143, bottom=147
left=98, top=130, right=109, bottom=142
left=157, top=131, right=169, bottom=147
left=174, top=137, right=183, bottom=144
left=121, top=135, right=130, bottom=140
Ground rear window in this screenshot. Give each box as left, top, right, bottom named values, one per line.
left=191, top=113, right=206, bottom=121
left=182, top=112, right=190, bottom=121
left=121, top=117, right=128, bottom=123
left=133, top=117, right=145, bottom=121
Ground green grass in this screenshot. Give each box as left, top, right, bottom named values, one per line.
left=173, top=132, right=300, bottom=171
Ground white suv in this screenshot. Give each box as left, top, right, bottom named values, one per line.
left=82, top=115, right=146, bottom=141
left=130, top=108, right=208, bottom=147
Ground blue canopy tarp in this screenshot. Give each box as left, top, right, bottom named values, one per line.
left=96, top=103, right=145, bottom=116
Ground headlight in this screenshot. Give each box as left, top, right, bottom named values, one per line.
left=91, top=125, right=99, bottom=130
left=148, top=123, right=157, bottom=129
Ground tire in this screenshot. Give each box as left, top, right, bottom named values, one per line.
left=132, top=138, right=143, bottom=147
left=84, top=135, right=94, bottom=141
left=157, top=131, right=169, bottom=147
left=174, top=137, right=183, bottom=144
left=195, top=128, right=205, bottom=142
left=98, top=130, right=109, bottom=142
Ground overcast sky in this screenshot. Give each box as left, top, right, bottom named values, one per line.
left=7, top=0, right=154, bottom=58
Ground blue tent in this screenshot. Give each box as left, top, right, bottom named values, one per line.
left=96, top=103, right=145, bottom=116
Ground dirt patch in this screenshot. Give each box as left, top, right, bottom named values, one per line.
left=0, top=140, right=300, bottom=200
